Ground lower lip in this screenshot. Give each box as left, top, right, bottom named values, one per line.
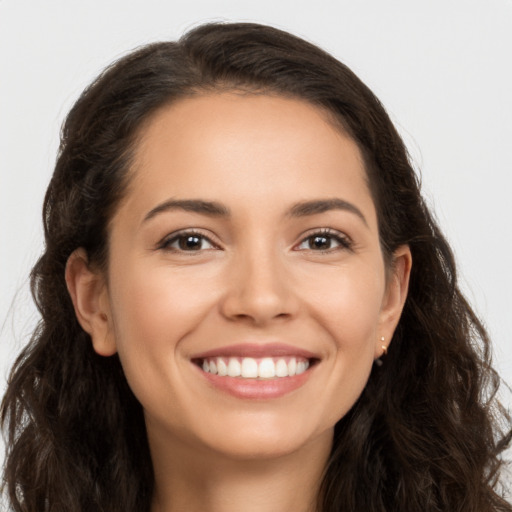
left=195, top=364, right=314, bottom=399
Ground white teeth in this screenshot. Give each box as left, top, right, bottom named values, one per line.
left=296, top=360, right=309, bottom=375
left=200, top=356, right=312, bottom=379
left=258, top=358, right=276, bottom=379
left=227, top=358, right=241, bottom=377
left=241, top=357, right=258, bottom=378
left=287, top=358, right=297, bottom=376
left=217, top=358, right=228, bottom=376
left=275, top=358, right=288, bottom=377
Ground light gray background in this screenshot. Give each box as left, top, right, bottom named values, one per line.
left=1, top=0, right=511, bottom=467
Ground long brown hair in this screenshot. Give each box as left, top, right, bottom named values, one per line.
left=2, top=22, right=510, bottom=511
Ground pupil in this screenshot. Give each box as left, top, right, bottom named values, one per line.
left=179, top=235, right=201, bottom=250
left=311, top=235, right=330, bottom=249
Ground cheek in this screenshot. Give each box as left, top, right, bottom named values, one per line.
left=305, top=262, right=385, bottom=348
left=300, top=262, right=385, bottom=425
left=110, top=262, right=216, bottom=337
left=107, top=264, right=219, bottom=387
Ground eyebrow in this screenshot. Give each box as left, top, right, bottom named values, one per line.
left=143, top=199, right=230, bottom=223
left=287, top=198, right=368, bottom=226
left=143, top=197, right=367, bottom=226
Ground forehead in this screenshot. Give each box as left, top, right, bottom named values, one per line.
left=119, top=93, right=376, bottom=226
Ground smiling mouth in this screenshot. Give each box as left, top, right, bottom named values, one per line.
left=193, top=356, right=317, bottom=379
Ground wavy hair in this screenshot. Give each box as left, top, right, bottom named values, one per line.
left=2, top=22, right=511, bottom=512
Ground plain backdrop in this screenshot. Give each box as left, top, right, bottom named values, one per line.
left=1, top=0, right=511, bottom=467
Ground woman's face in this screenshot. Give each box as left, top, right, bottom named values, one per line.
left=73, top=93, right=410, bottom=461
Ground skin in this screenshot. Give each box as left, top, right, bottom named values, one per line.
left=66, top=93, right=411, bottom=512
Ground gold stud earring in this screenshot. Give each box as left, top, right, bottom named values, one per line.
left=375, top=337, right=387, bottom=367
left=381, top=337, right=387, bottom=356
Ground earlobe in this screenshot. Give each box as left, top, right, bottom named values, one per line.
left=65, top=248, right=117, bottom=356
left=376, top=245, right=412, bottom=357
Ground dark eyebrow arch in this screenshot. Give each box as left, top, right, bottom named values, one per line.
left=143, top=199, right=230, bottom=223
left=287, top=198, right=368, bottom=226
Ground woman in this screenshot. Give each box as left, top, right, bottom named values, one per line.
left=1, top=22, right=510, bottom=512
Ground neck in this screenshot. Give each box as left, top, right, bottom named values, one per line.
left=149, top=429, right=332, bottom=512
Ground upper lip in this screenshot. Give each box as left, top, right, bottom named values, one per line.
left=191, top=343, right=318, bottom=360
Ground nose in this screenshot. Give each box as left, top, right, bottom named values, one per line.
left=219, top=247, right=298, bottom=326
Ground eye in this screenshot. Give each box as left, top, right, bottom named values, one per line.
left=295, top=229, right=352, bottom=252
left=159, top=231, right=218, bottom=252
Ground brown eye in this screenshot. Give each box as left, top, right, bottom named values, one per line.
left=162, top=232, right=217, bottom=252
left=178, top=235, right=203, bottom=251
left=308, top=235, right=332, bottom=250
left=295, top=230, right=352, bottom=252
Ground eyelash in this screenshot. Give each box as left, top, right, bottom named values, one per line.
left=294, top=228, right=353, bottom=253
left=158, top=230, right=219, bottom=253
left=158, top=228, right=353, bottom=255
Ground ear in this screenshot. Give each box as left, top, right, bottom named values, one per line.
left=376, top=245, right=412, bottom=358
left=65, top=248, right=117, bottom=356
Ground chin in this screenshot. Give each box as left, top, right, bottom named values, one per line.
left=191, top=414, right=334, bottom=462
